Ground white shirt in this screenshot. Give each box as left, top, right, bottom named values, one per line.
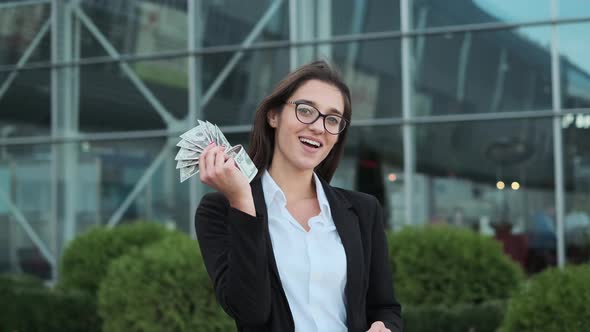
left=262, top=170, right=347, bottom=332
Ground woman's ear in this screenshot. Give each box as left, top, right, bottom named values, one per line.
left=267, top=110, right=279, bottom=128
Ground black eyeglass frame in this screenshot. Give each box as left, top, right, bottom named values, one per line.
left=285, top=100, right=349, bottom=135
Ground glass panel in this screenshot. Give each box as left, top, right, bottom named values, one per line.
left=0, top=68, right=50, bottom=137
left=78, top=137, right=192, bottom=232
left=201, top=47, right=290, bottom=126
left=79, top=0, right=187, bottom=58
left=332, top=0, right=400, bottom=35
left=79, top=58, right=189, bottom=132
left=558, top=23, right=590, bottom=109
left=558, top=0, right=590, bottom=19
left=333, top=40, right=402, bottom=120
left=413, top=27, right=552, bottom=116
left=563, top=118, right=590, bottom=265
left=0, top=1, right=50, bottom=66
left=342, top=125, right=404, bottom=228
left=0, top=143, right=53, bottom=279
left=202, top=39, right=402, bottom=126
left=202, top=0, right=289, bottom=47
left=413, top=119, right=556, bottom=273
left=412, top=0, right=550, bottom=29
left=78, top=0, right=289, bottom=58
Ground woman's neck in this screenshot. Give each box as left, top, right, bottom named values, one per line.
left=268, top=164, right=316, bottom=202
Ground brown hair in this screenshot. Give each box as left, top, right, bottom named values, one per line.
left=247, top=60, right=352, bottom=182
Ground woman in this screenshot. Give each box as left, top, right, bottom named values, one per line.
left=195, top=60, right=403, bottom=332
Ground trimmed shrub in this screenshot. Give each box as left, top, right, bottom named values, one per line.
left=59, top=221, right=172, bottom=295
left=404, top=300, right=506, bottom=332
left=0, top=273, right=45, bottom=291
left=500, top=265, right=590, bottom=332
left=98, top=232, right=234, bottom=332
left=0, top=282, right=99, bottom=332
left=388, top=226, right=524, bottom=306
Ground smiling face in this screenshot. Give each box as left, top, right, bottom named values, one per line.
left=267, top=79, right=345, bottom=175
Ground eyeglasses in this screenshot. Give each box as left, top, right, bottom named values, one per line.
left=286, top=101, right=348, bottom=135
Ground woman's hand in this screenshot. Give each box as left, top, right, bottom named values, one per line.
left=367, top=321, right=391, bottom=332
left=199, top=143, right=255, bottom=216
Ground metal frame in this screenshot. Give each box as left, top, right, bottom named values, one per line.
left=401, top=0, right=414, bottom=226
left=550, top=0, right=566, bottom=268
left=3, top=14, right=590, bottom=73
left=0, top=0, right=586, bottom=272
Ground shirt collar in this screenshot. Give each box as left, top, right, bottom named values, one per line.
left=261, top=170, right=332, bottom=220
left=262, top=169, right=287, bottom=208
left=312, top=172, right=332, bottom=220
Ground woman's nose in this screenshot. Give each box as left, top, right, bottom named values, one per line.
left=308, top=117, right=325, bottom=133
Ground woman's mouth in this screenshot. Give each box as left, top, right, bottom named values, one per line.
left=299, top=137, right=322, bottom=149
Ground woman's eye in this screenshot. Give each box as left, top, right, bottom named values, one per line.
left=298, top=107, right=313, bottom=115
left=326, top=116, right=340, bottom=125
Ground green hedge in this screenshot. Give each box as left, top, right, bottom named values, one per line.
left=404, top=300, right=506, bottom=332
left=98, top=232, right=234, bottom=332
left=500, top=265, right=590, bottom=332
left=0, top=273, right=45, bottom=291
left=388, top=226, right=524, bottom=306
left=0, top=279, right=99, bottom=332
left=58, top=221, right=173, bottom=295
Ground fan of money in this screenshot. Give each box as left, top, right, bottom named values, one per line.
left=175, top=120, right=258, bottom=183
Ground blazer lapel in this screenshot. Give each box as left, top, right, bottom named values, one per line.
left=250, top=178, right=282, bottom=281
left=320, top=178, right=364, bottom=326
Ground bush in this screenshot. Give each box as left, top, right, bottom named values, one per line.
left=0, top=273, right=45, bottom=291
left=500, top=265, right=590, bottom=332
left=0, top=280, right=99, bottom=332
left=404, top=300, right=506, bottom=332
left=59, top=221, right=173, bottom=295
left=98, top=232, right=234, bottom=332
left=388, top=226, right=524, bottom=306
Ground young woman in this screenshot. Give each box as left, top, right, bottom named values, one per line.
left=195, top=60, right=403, bottom=332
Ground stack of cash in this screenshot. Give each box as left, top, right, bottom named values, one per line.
left=175, top=120, right=258, bottom=183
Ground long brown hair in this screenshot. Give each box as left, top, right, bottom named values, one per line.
left=247, top=60, right=352, bottom=182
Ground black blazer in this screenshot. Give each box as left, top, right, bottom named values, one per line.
left=195, top=177, right=403, bottom=332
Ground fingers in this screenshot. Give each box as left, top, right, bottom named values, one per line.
left=198, top=142, right=214, bottom=177
left=367, top=321, right=390, bottom=332
left=199, top=143, right=230, bottom=185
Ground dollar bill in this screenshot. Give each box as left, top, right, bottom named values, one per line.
left=227, top=144, right=258, bottom=182
left=176, top=159, right=199, bottom=169
left=175, top=148, right=200, bottom=161
left=180, top=164, right=198, bottom=183
left=215, top=124, right=231, bottom=149
left=176, top=122, right=257, bottom=183
left=180, top=125, right=210, bottom=150
left=176, top=139, right=203, bottom=152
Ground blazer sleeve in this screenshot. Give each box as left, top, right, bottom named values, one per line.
left=366, top=196, right=403, bottom=331
left=195, top=193, right=271, bottom=326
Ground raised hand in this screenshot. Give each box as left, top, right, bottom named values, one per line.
left=199, top=143, right=255, bottom=216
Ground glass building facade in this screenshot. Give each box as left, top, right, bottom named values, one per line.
left=1, top=0, right=589, bottom=280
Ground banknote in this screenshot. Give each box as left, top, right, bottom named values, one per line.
left=176, top=121, right=257, bottom=183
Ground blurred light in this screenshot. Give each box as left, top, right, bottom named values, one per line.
left=81, top=141, right=91, bottom=152
left=511, top=182, right=520, bottom=190
left=496, top=181, right=505, bottom=190
left=388, top=173, right=397, bottom=182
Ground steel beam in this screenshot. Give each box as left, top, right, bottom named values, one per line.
left=550, top=0, right=566, bottom=268
left=200, top=0, right=283, bottom=108
left=188, top=0, right=204, bottom=238
left=0, top=0, right=50, bottom=10
left=401, top=0, right=414, bottom=227
left=0, top=19, right=50, bottom=100
left=106, top=142, right=173, bottom=228
left=0, top=181, right=56, bottom=268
